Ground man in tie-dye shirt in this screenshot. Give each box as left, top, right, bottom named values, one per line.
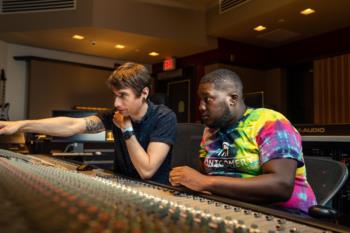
left=170, top=69, right=316, bottom=213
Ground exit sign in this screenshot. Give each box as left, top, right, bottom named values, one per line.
left=163, top=57, right=176, bottom=71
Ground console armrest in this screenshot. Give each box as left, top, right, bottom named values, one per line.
left=308, top=205, right=338, bottom=219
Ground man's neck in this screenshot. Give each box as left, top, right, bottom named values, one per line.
left=236, top=103, right=247, bottom=120
left=130, top=101, right=149, bottom=122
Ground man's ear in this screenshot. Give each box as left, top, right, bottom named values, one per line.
left=142, top=87, right=149, bottom=100
left=228, top=94, right=239, bottom=106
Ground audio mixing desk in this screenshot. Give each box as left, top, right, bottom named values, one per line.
left=0, top=149, right=349, bottom=233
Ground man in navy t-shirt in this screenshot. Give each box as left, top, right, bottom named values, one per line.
left=98, top=63, right=176, bottom=183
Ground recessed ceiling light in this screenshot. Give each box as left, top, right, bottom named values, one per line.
left=149, top=52, right=159, bottom=56
left=300, top=8, right=315, bottom=15
left=115, top=44, right=125, bottom=49
left=254, top=25, right=266, bottom=32
left=72, top=34, right=84, bottom=40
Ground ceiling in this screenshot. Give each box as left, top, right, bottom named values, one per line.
left=0, top=0, right=349, bottom=64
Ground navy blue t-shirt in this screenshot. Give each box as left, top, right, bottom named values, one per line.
left=97, top=101, right=176, bottom=184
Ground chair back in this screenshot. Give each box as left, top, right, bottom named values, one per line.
left=304, top=156, right=348, bottom=206
left=171, top=123, right=205, bottom=170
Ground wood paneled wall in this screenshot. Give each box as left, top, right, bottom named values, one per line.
left=314, top=54, right=350, bottom=123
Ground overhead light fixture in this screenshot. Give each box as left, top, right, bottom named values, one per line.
left=300, top=8, right=315, bottom=15
left=72, top=34, right=84, bottom=40
left=115, top=44, right=125, bottom=49
left=254, top=25, right=266, bottom=32
left=149, top=52, right=159, bottom=56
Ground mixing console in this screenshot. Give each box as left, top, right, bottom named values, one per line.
left=0, top=149, right=349, bottom=233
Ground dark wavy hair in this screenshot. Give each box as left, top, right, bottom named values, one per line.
left=107, top=62, right=152, bottom=97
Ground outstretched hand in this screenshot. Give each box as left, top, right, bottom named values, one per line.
left=169, top=166, right=211, bottom=193
left=0, top=121, right=21, bottom=135
left=113, top=111, right=132, bottom=130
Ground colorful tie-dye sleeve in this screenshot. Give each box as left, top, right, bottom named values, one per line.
left=256, top=118, right=304, bottom=167
left=255, top=111, right=317, bottom=212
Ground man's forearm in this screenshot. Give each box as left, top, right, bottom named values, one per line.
left=205, top=174, right=293, bottom=203
left=124, top=136, right=153, bottom=179
left=124, top=136, right=169, bottom=180
left=19, top=117, right=84, bottom=137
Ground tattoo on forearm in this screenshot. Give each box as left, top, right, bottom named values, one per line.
left=85, top=118, right=104, bottom=133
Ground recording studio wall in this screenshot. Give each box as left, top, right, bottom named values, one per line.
left=27, top=58, right=114, bottom=119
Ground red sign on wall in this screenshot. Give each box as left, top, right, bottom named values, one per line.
left=163, top=57, right=176, bottom=71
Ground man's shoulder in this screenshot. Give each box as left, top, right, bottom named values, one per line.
left=237, top=108, right=290, bottom=133
left=152, top=103, right=176, bottom=119
left=247, top=108, right=287, bottom=121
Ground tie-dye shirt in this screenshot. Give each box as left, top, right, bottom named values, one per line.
left=199, top=108, right=317, bottom=213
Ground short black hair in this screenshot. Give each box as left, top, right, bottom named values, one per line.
left=200, top=69, right=243, bottom=96
left=107, top=62, right=152, bottom=97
